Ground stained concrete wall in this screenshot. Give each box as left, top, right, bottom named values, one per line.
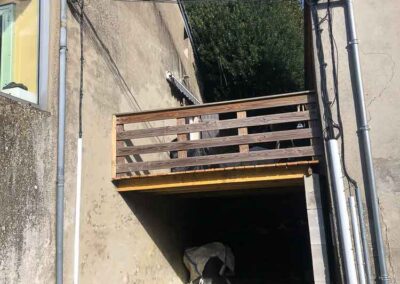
left=0, top=95, right=56, bottom=283
left=310, top=0, right=400, bottom=281
left=1, top=1, right=201, bottom=283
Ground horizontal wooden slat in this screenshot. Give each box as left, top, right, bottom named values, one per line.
left=117, top=128, right=318, bottom=156
left=116, top=91, right=315, bottom=124
left=117, top=146, right=321, bottom=173
left=117, top=110, right=316, bottom=140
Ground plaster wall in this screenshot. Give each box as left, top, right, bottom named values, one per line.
left=63, top=1, right=201, bottom=284
left=310, top=0, right=400, bottom=281
left=1, top=1, right=201, bottom=283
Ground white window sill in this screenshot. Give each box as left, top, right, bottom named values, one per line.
left=1, top=87, right=38, bottom=104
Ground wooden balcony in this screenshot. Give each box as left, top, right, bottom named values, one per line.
left=112, top=90, right=323, bottom=193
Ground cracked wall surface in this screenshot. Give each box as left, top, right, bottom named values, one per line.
left=311, top=0, right=400, bottom=281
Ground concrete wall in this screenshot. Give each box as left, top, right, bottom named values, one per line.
left=0, top=95, right=56, bottom=283
left=63, top=1, right=201, bottom=283
left=0, top=1, right=201, bottom=283
left=310, top=0, right=400, bottom=281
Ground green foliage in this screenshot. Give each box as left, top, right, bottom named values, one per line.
left=185, top=0, right=305, bottom=102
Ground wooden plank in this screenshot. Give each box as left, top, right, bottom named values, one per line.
left=117, top=128, right=318, bottom=156
left=117, top=146, right=322, bottom=173
left=116, top=92, right=315, bottom=124
left=154, top=180, right=303, bottom=195
left=111, top=115, right=117, bottom=179
left=237, top=111, right=249, bottom=153
left=177, top=118, right=187, bottom=159
left=156, top=182, right=303, bottom=195
left=115, top=91, right=313, bottom=123
left=114, top=160, right=320, bottom=180
left=117, top=110, right=317, bottom=140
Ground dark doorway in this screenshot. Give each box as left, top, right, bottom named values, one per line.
left=123, top=186, right=314, bottom=283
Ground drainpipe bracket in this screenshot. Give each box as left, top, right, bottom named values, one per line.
left=347, top=39, right=359, bottom=48
left=378, top=275, right=390, bottom=282
left=356, top=125, right=370, bottom=134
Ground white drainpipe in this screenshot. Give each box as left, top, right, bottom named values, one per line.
left=327, top=139, right=358, bottom=283
left=73, top=138, right=83, bottom=284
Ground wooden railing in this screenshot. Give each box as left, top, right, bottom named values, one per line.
left=112, top=91, right=322, bottom=179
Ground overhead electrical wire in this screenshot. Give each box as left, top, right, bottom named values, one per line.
left=326, top=0, right=358, bottom=191
left=67, top=0, right=162, bottom=144
left=79, top=0, right=84, bottom=138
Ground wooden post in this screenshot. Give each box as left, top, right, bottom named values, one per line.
left=177, top=117, right=188, bottom=158
left=237, top=111, right=249, bottom=153
left=116, top=123, right=129, bottom=178
left=308, top=103, right=319, bottom=160
left=112, top=115, right=117, bottom=179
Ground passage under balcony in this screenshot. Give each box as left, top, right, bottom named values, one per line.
left=112, top=90, right=323, bottom=193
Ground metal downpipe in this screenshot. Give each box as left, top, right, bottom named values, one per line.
left=57, top=0, right=67, bottom=283
left=350, top=196, right=366, bottom=284
left=343, top=0, right=389, bottom=282
left=355, top=187, right=373, bottom=284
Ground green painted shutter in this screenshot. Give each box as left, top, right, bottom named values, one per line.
left=0, top=4, right=14, bottom=89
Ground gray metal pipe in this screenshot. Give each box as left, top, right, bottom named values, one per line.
left=56, top=0, right=67, bottom=283
left=343, top=0, right=389, bottom=282
left=355, top=187, right=373, bottom=284
left=350, top=196, right=366, bottom=284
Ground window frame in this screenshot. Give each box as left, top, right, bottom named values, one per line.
left=38, top=0, right=50, bottom=109
left=0, top=4, right=14, bottom=89
left=0, top=1, right=50, bottom=108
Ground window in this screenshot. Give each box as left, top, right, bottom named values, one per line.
left=0, top=1, right=40, bottom=104
left=0, top=4, right=13, bottom=89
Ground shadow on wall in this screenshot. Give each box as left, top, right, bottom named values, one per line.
left=121, top=192, right=189, bottom=283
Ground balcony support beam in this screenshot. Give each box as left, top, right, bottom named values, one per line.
left=114, top=161, right=318, bottom=194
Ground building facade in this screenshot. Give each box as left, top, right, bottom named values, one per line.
left=0, top=1, right=201, bottom=283
left=310, top=0, right=400, bottom=282
left=1, top=0, right=399, bottom=283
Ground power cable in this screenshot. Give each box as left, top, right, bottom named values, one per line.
left=79, top=0, right=84, bottom=138
left=68, top=0, right=163, bottom=144
left=309, top=1, right=337, bottom=140
left=326, top=0, right=358, bottom=191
